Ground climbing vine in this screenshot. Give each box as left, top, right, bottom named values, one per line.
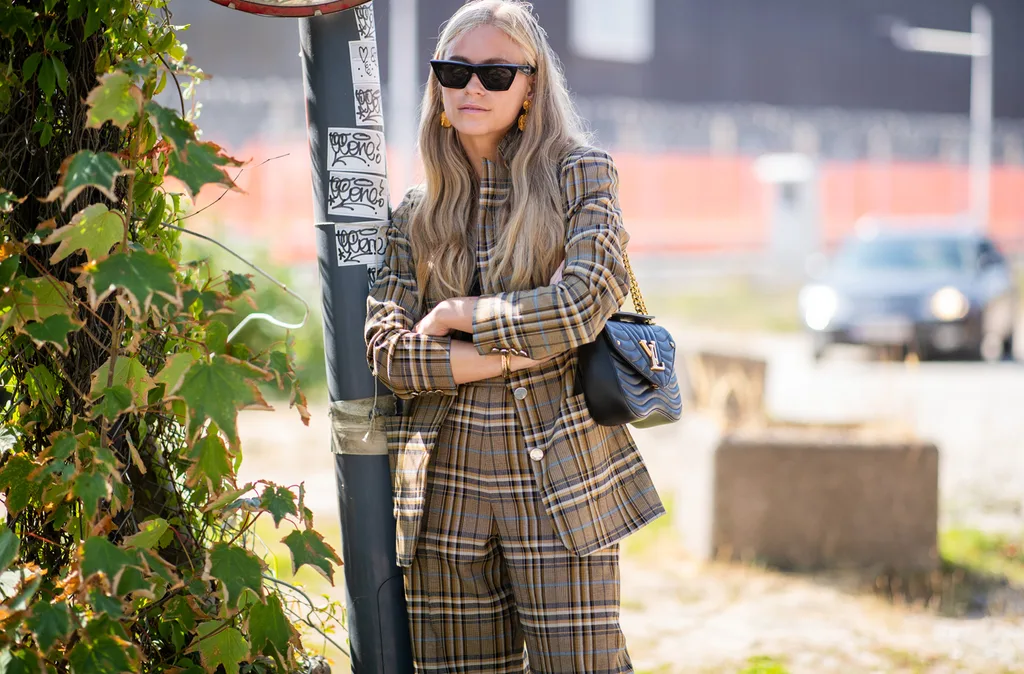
left=0, top=2, right=342, bottom=672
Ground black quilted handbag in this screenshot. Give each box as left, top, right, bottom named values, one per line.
left=577, top=251, right=683, bottom=428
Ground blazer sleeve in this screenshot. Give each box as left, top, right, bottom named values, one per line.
left=364, top=189, right=459, bottom=399
left=471, top=148, right=631, bottom=360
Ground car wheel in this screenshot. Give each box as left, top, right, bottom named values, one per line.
left=978, top=332, right=1005, bottom=362
left=812, top=334, right=828, bottom=362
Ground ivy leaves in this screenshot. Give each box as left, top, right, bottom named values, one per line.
left=0, top=5, right=337, bottom=673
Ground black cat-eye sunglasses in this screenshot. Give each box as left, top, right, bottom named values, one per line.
left=429, top=59, right=536, bottom=92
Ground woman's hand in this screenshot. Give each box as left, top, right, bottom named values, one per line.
left=413, top=302, right=452, bottom=336
left=414, top=297, right=476, bottom=336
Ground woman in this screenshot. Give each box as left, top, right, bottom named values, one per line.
left=364, top=1, right=664, bottom=670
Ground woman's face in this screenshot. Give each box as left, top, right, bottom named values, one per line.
left=440, top=25, right=534, bottom=142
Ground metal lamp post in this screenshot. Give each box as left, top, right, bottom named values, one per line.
left=206, top=1, right=411, bottom=671
left=887, top=5, right=993, bottom=230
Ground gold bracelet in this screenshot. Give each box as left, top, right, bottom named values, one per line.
left=501, top=351, right=512, bottom=380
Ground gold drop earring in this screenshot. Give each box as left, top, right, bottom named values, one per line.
left=440, top=111, right=452, bottom=128
left=517, top=100, right=531, bottom=131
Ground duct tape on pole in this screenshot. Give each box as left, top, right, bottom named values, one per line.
left=207, top=1, right=412, bottom=672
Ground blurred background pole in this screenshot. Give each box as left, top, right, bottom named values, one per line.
left=296, top=4, right=413, bottom=673
left=887, top=4, right=993, bottom=230
left=387, top=0, right=418, bottom=192
left=969, top=5, right=993, bottom=232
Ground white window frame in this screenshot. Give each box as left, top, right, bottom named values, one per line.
left=568, top=0, right=655, bottom=64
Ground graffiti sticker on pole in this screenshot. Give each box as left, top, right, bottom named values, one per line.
left=327, top=171, right=388, bottom=219
left=349, top=40, right=380, bottom=84
left=334, top=221, right=386, bottom=266
left=354, top=84, right=384, bottom=127
left=354, top=4, right=376, bottom=40
left=327, top=128, right=386, bottom=175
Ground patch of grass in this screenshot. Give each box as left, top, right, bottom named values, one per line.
left=879, top=647, right=942, bottom=673
left=867, top=528, right=1024, bottom=618
left=737, top=655, right=791, bottom=674
left=940, top=528, right=1024, bottom=585
left=647, top=278, right=801, bottom=333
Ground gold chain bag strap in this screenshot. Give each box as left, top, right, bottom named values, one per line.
left=576, top=248, right=683, bottom=427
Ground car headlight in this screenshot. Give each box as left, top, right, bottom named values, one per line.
left=929, top=286, right=969, bottom=321
left=799, top=285, right=838, bottom=330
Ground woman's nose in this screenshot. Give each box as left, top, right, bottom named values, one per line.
left=464, top=73, right=487, bottom=94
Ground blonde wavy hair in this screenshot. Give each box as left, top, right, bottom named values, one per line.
left=408, top=0, right=589, bottom=305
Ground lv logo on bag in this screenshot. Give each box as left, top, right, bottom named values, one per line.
left=638, top=339, right=666, bottom=371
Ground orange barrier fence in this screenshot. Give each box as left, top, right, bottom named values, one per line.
left=185, top=142, right=1024, bottom=263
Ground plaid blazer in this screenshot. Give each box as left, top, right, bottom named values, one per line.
left=365, top=142, right=665, bottom=568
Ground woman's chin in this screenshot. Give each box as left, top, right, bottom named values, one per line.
left=454, top=119, right=509, bottom=139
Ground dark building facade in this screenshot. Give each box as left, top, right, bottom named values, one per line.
left=370, top=0, right=1024, bottom=120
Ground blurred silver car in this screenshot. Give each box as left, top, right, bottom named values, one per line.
left=799, top=227, right=1017, bottom=361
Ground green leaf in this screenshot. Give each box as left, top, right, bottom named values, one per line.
left=0, top=255, right=19, bottom=285
left=259, top=486, right=297, bottom=528
left=80, top=537, right=138, bottom=592
left=51, top=56, right=68, bottom=94
left=201, top=482, right=253, bottom=514
left=282, top=529, right=343, bottom=584
left=225, top=271, right=254, bottom=298
left=86, top=71, right=142, bottom=130
left=145, top=102, right=194, bottom=151
left=72, top=468, right=112, bottom=520
left=44, top=204, right=124, bottom=264
left=0, top=649, right=46, bottom=674
left=86, top=588, right=124, bottom=620
left=177, top=356, right=271, bottom=447
left=0, top=454, right=43, bottom=515
left=185, top=432, right=233, bottom=492
left=248, top=594, right=293, bottom=660
left=25, top=601, right=73, bottom=653
left=90, top=356, right=154, bottom=403
left=205, top=320, right=228, bottom=354
left=49, top=151, right=131, bottom=210
left=68, top=633, right=139, bottom=674
left=92, top=385, right=133, bottom=420
left=0, top=526, right=20, bottom=572
left=164, top=595, right=197, bottom=630
left=153, top=352, right=195, bottom=396
left=0, top=190, right=24, bottom=214
left=114, top=564, right=153, bottom=597
left=123, top=518, right=168, bottom=550
left=193, top=622, right=249, bottom=674
left=0, top=7, right=36, bottom=39
left=0, top=276, right=73, bottom=333
left=25, top=364, right=58, bottom=405
left=137, top=548, right=179, bottom=586
left=205, top=542, right=264, bottom=609
left=37, top=57, right=55, bottom=100
left=21, top=53, right=42, bottom=83
left=167, top=140, right=243, bottom=199
left=9, top=574, right=42, bottom=611
left=86, top=249, right=179, bottom=317
left=23, top=313, right=83, bottom=354
left=39, top=123, right=53, bottom=148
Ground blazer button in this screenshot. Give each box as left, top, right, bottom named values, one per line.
left=529, top=448, right=545, bottom=461
left=513, top=387, right=527, bottom=400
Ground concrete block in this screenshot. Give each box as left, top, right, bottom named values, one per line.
left=675, top=427, right=939, bottom=571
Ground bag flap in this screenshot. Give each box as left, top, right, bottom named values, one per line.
left=601, top=319, right=676, bottom=389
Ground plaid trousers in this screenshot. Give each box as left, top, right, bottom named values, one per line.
left=405, top=376, right=633, bottom=673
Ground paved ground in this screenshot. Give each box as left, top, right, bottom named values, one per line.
left=236, top=323, right=1024, bottom=673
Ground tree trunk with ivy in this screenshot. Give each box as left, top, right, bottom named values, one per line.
left=0, top=3, right=341, bottom=672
